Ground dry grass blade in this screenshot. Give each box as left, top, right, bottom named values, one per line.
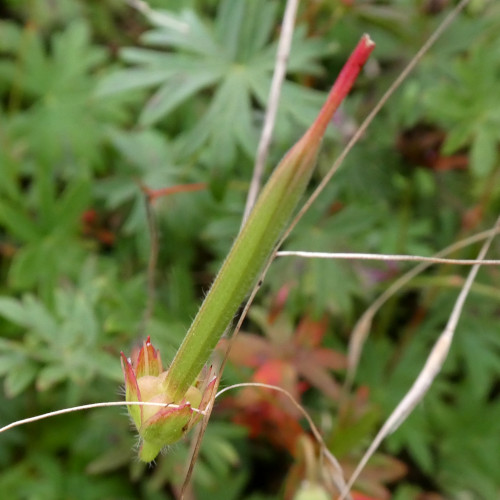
left=344, top=226, right=500, bottom=390
left=0, top=401, right=206, bottom=435
left=337, top=215, right=500, bottom=500
left=277, top=250, right=500, bottom=266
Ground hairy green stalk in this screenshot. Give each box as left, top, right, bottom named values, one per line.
left=163, top=35, right=375, bottom=402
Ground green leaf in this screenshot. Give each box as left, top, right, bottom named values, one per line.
left=36, top=364, right=68, bottom=391
left=0, top=199, right=40, bottom=243
left=214, top=0, right=246, bottom=61
left=0, top=20, right=22, bottom=52
left=3, top=20, right=126, bottom=173
left=0, top=297, right=28, bottom=327
left=107, top=128, right=175, bottom=170
left=4, top=361, right=38, bottom=397
left=89, top=352, right=123, bottom=382
left=142, top=10, right=219, bottom=56
left=0, top=354, right=24, bottom=377
left=139, top=70, right=220, bottom=126
left=8, top=246, right=45, bottom=290
left=70, top=293, right=99, bottom=345
left=53, top=178, right=91, bottom=235
left=470, top=126, right=498, bottom=177
left=441, top=122, right=472, bottom=154
left=23, top=295, right=59, bottom=344
left=95, top=67, right=176, bottom=96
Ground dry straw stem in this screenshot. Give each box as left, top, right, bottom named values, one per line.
left=345, top=226, right=500, bottom=391
left=338, top=215, right=500, bottom=500
left=216, top=382, right=350, bottom=497
left=0, top=401, right=207, bottom=435
left=277, top=250, right=500, bottom=266
left=0, top=383, right=350, bottom=497
left=242, top=0, right=300, bottom=223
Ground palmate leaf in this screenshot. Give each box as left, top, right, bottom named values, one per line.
left=0, top=161, right=91, bottom=293
left=422, top=47, right=500, bottom=178
left=0, top=275, right=122, bottom=396
left=430, top=379, right=500, bottom=498
left=2, top=20, right=130, bottom=172
left=0, top=20, right=105, bottom=96
left=97, top=0, right=332, bottom=170
left=140, top=70, right=221, bottom=126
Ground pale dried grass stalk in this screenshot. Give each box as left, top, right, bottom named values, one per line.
left=0, top=401, right=206, bottom=435
left=242, top=0, right=300, bottom=222
left=338, top=215, right=500, bottom=500
left=216, top=382, right=350, bottom=497
left=277, top=250, right=500, bottom=266
left=345, top=226, right=500, bottom=390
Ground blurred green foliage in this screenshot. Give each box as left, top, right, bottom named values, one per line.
left=1, top=0, right=500, bottom=499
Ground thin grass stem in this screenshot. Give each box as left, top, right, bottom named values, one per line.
left=242, top=0, right=300, bottom=223
left=338, top=214, right=500, bottom=500
left=277, top=250, right=500, bottom=266
left=345, top=226, right=500, bottom=391
left=0, top=401, right=206, bottom=435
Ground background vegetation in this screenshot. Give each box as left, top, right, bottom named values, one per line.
left=1, top=0, right=500, bottom=498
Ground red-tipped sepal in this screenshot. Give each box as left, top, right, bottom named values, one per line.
left=121, top=338, right=215, bottom=462
left=136, top=336, right=162, bottom=378
left=120, top=352, right=143, bottom=429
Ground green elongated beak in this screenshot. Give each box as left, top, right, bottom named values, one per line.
left=162, top=35, right=375, bottom=403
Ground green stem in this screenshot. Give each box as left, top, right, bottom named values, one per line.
left=163, top=35, right=375, bottom=402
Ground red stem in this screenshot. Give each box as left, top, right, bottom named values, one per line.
left=142, top=182, right=207, bottom=202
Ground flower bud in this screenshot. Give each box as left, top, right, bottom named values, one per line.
left=121, top=336, right=215, bottom=462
